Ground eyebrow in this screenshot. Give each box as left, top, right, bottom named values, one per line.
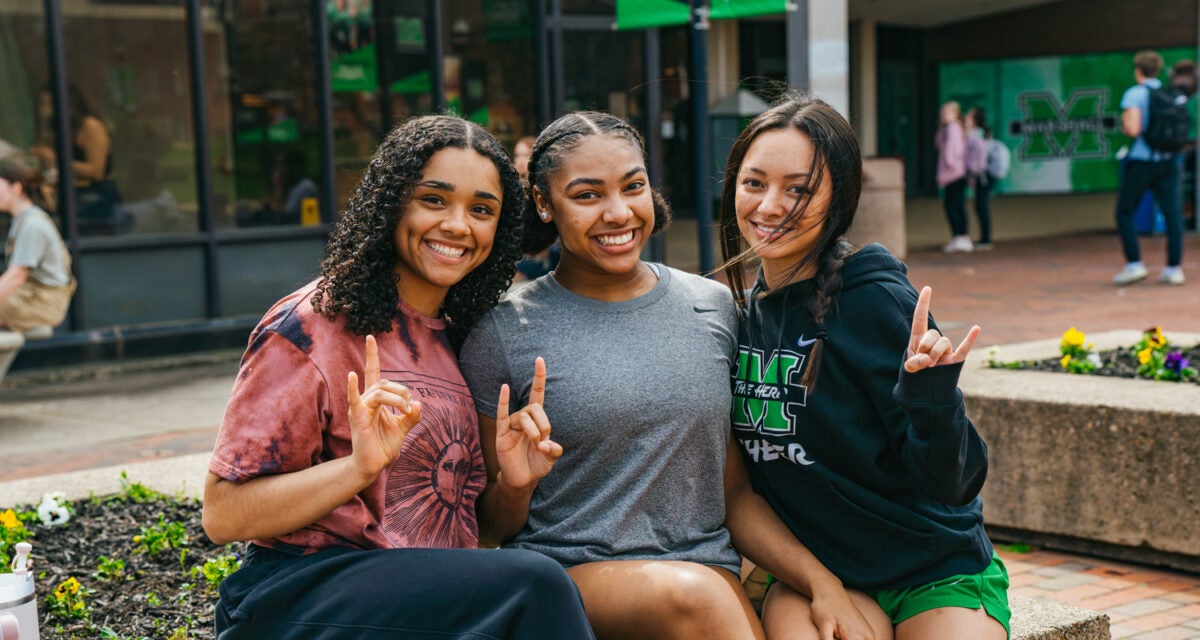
left=418, top=180, right=500, bottom=202
left=564, top=167, right=646, bottom=191
left=745, top=166, right=810, bottom=179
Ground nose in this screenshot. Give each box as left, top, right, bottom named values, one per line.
left=758, top=187, right=792, bottom=218
left=602, top=193, right=636, bottom=226
left=440, top=205, right=471, bottom=235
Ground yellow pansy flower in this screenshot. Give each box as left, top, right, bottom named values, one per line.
left=1138, top=348, right=1153, bottom=364
left=1061, top=354, right=1072, bottom=369
left=0, top=509, right=18, bottom=529
left=1061, top=327, right=1086, bottom=348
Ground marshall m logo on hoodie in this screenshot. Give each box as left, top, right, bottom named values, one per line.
left=732, top=347, right=816, bottom=466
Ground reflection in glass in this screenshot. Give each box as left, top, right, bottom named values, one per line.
left=0, top=4, right=55, bottom=230
left=207, top=1, right=324, bottom=229
left=57, top=0, right=198, bottom=236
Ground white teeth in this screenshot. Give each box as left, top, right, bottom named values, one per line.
left=427, top=241, right=466, bottom=258
left=597, top=231, right=634, bottom=246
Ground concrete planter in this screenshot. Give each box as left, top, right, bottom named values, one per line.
left=961, top=331, right=1200, bottom=573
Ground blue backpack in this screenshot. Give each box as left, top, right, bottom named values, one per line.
left=986, top=138, right=1011, bottom=180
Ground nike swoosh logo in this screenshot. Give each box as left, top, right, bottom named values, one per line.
left=797, top=335, right=818, bottom=347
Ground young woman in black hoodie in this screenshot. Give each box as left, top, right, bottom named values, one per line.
left=719, top=94, right=1010, bottom=640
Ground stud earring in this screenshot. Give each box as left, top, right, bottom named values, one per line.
left=538, top=211, right=549, bottom=221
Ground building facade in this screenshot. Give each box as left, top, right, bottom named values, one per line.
left=1, top=0, right=1196, bottom=367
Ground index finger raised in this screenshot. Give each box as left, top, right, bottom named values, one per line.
left=364, top=335, right=380, bottom=388
left=910, top=286, right=932, bottom=345
left=528, top=357, right=547, bottom=407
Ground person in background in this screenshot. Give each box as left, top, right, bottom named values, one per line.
left=0, top=159, right=75, bottom=337
left=1169, top=60, right=1198, bottom=233
left=201, top=115, right=594, bottom=639
left=511, top=135, right=559, bottom=283
left=964, top=107, right=994, bottom=251
left=936, top=101, right=971, bottom=253
left=720, top=93, right=1008, bottom=640
left=1112, top=50, right=1185, bottom=286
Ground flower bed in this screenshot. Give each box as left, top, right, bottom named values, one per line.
left=988, top=326, right=1199, bottom=384
left=1, top=475, right=228, bottom=639
left=961, top=330, right=1200, bottom=573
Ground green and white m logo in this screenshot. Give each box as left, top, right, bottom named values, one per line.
left=731, top=347, right=807, bottom=436
left=1009, top=88, right=1118, bottom=160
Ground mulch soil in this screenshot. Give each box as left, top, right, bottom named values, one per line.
left=8, top=496, right=225, bottom=639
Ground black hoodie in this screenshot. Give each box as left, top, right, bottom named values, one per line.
left=731, top=243, right=992, bottom=591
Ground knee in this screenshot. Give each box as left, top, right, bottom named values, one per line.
left=504, top=549, right=578, bottom=596
left=647, top=564, right=747, bottom=625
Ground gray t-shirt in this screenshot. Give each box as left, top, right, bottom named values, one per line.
left=460, top=265, right=741, bottom=574
left=6, top=206, right=70, bottom=288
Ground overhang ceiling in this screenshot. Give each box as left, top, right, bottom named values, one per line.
left=848, top=0, right=1064, bottom=28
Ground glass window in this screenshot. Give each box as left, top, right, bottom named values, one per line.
left=0, top=3, right=55, bottom=230
left=560, top=0, right=616, bottom=16
left=443, top=0, right=536, bottom=147
left=57, top=0, right=198, bottom=237
left=561, top=30, right=643, bottom=119
left=207, top=0, right=326, bottom=229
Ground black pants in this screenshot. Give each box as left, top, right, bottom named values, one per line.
left=1115, top=159, right=1184, bottom=267
left=216, top=545, right=596, bottom=639
left=972, top=174, right=993, bottom=244
left=942, top=178, right=969, bottom=236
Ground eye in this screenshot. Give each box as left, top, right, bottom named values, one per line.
left=470, top=203, right=497, bottom=218
left=625, top=180, right=646, bottom=192
left=741, top=178, right=764, bottom=189
left=788, top=184, right=811, bottom=196
left=419, top=194, right=446, bottom=207
left=572, top=190, right=600, bottom=201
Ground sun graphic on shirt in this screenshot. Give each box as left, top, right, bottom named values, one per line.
left=383, top=401, right=485, bottom=548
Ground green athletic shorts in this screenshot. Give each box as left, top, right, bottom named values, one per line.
left=868, top=553, right=1011, bottom=638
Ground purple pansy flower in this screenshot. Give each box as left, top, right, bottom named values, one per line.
left=1164, top=351, right=1188, bottom=373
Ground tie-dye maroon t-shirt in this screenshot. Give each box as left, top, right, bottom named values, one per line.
left=209, top=281, right=487, bottom=552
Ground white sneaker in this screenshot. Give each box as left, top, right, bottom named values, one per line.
left=1159, top=267, right=1185, bottom=285
left=942, top=236, right=974, bottom=253
left=1112, top=263, right=1149, bottom=285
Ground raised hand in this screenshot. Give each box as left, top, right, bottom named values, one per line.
left=494, top=357, right=562, bottom=489
left=905, top=286, right=981, bottom=373
left=346, top=335, right=422, bottom=480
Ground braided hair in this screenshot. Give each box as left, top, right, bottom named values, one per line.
left=522, top=111, right=671, bottom=254
left=718, top=93, right=863, bottom=389
left=312, top=114, right=525, bottom=349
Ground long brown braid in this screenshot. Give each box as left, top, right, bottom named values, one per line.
left=718, top=92, right=863, bottom=391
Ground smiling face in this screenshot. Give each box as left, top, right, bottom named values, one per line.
left=392, top=146, right=502, bottom=316
left=534, top=133, right=654, bottom=281
left=734, top=127, right=832, bottom=287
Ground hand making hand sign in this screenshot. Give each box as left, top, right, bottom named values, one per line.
left=904, top=286, right=981, bottom=373
left=494, top=357, right=563, bottom=490
left=346, top=334, right=423, bottom=480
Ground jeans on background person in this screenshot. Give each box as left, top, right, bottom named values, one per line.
left=1115, top=159, right=1183, bottom=268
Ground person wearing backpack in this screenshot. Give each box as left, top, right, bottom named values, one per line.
left=1112, top=50, right=1187, bottom=286
left=965, top=108, right=996, bottom=250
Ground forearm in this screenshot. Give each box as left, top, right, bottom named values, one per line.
left=475, top=477, right=534, bottom=547
left=0, top=268, right=29, bottom=303
left=201, top=458, right=375, bottom=545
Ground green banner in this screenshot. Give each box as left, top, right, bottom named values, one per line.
left=616, top=0, right=786, bottom=30
left=939, top=47, right=1197, bottom=194
left=331, top=43, right=377, bottom=93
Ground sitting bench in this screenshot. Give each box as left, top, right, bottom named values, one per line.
left=0, top=330, right=25, bottom=384
left=743, top=568, right=1110, bottom=639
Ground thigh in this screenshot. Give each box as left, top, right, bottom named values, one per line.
left=761, top=582, right=893, bottom=640
left=567, top=560, right=763, bottom=640
left=896, top=606, right=1006, bottom=640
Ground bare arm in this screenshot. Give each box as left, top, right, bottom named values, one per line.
left=1122, top=107, right=1142, bottom=138
left=724, top=441, right=876, bottom=640
left=202, top=335, right=421, bottom=545
left=72, top=117, right=110, bottom=182
left=475, top=412, right=537, bottom=546
left=0, top=266, right=30, bottom=305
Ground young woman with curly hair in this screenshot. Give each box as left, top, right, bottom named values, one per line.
left=720, top=94, right=1008, bottom=640
left=202, top=115, right=593, bottom=639
left=458, top=111, right=872, bottom=640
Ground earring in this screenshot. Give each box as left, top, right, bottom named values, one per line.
left=538, top=210, right=549, bottom=221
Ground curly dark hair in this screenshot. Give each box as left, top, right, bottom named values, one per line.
left=522, top=111, right=672, bottom=254
left=312, top=115, right=525, bottom=348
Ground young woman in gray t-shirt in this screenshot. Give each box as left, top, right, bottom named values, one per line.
left=460, top=111, right=872, bottom=640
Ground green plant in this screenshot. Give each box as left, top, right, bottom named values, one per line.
left=93, top=555, right=127, bottom=581
left=145, top=591, right=162, bottom=607
left=132, top=514, right=189, bottom=556
left=0, top=508, right=34, bottom=573
left=45, top=576, right=92, bottom=622
left=117, top=470, right=167, bottom=504
left=191, top=551, right=242, bottom=595
left=1059, top=327, right=1100, bottom=374
left=1131, top=326, right=1199, bottom=382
